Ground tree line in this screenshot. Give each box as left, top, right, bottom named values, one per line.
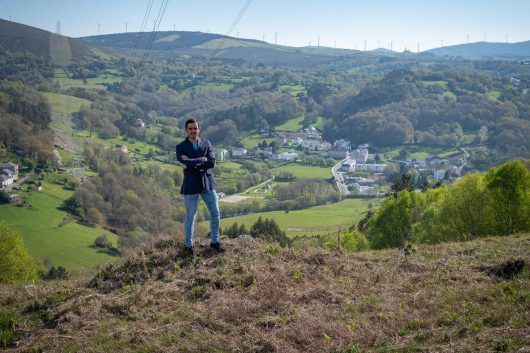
left=362, top=160, right=530, bottom=249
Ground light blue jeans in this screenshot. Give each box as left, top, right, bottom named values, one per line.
left=184, top=190, right=220, bottom=248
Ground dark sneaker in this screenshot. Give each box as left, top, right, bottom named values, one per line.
left=210, top=242, right=225, bottom=253
left=183, top=246, right=194, bottom=257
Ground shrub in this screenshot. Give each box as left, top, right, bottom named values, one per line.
left=39, top=266, right=69, bottom=280
left=0, top=222, right=40, bottom=284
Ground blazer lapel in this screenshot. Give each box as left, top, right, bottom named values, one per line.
left=197, top=138, right=205, bottom=157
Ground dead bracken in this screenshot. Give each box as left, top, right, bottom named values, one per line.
left=2, top=234, right=529, bottom=352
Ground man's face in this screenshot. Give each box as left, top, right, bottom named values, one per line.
left=185, top=122, right=200, bottom=140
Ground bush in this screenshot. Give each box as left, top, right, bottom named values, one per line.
left=39, top=266, right=69, bottom=280
left=485, top=160, right=530, bottom=235
left=95, top=234, right=112, bottom=249
left=365, top=190, right=423, bottom=249
left=325, top=230, right=369, bottom=252
left=365, top=160, right=530, bottom=249
left=0, top=312, right=21, bottom=349
left=0, top=222, right=40, bottom=284
left=249, top=217, right=291, bottom=247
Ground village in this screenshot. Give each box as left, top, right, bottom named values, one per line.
left=216, top=127, right=470, bottom=197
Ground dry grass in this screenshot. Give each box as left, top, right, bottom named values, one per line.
left=1, top=234, right=529, bottom=352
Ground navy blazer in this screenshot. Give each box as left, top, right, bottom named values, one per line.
left=176, top=137, right=217, bottom=194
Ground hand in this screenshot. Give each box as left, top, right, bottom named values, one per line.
left=181, top=155, right=189, bottom=160
left=201, top=157, right=208, bottom=162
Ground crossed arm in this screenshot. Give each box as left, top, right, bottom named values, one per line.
left=176, top=142, right=216, bottom=171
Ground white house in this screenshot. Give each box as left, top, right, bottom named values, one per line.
left=301, top=140, right=332, bottom=150
left=286, top=137, right=304, bottom=146
left=256, top=148, right=273, bottom=158
left=218, top=149, right=228, bottom=162
left=356, top=163, right=387, bottom=172
left=231, top=148, right=248, bottom=157
left=0, top=174, right=15, bottom=188
left=333, top=139, right=351, bottom=150
left=350, top=148, right=369, bottom=163
left=276, top=151, right=299, bottom=161
left=0, top=163, right=19, bottom=188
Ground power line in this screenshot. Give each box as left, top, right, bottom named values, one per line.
left=207, top=0, right=253, bottom=65
left=133, top=0, right=170, bottom=95
left=131, top=0, right=155, bottom=60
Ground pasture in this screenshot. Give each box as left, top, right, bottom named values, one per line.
left=216, top=197, right=381, bottom=237
left=273, top=163, right=332, bottom=179
left=0, top=180, right=118, bottom=270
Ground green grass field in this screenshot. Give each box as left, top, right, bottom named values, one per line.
left=215, top=161, right=251, bottom=191
left=216, top=198, right=381, bottom=237
left=77, top=130, right=165, bottom=156
left=182, top=83, right=234, bottom=94
left=53, top=69, right=122, bottom=90
left=0, top=181, right=117, bottom=270
left=311, top=116, right=325, bottom=131
left=421, top=80, right=448, bottom=87
left=382, top=146, right=458, bottom=160
left=273, top=163, right=332, bottom=179
left=438, top=149, right=460, bottom=157
left=240, top=179, right=275, bottom=196
left=275, top=115, right=305, bottom=131
left=279, top=84, right=306, bottom=97
left=42, top=92, right=92, bottom=114
left=240, top=135, right=277, bottom=148
left=485, top=90, right=501, bottom=101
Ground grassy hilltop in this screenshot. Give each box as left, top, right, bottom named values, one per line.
left=1, top=234, right=528, bottom=352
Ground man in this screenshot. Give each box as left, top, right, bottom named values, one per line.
left=176, top=118, right=224, bottom=255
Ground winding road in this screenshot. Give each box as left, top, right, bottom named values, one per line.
left=331, top=159, right=350, bottom=197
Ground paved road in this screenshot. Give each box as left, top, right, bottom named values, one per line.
left=331, top=159, right=350, bottom=197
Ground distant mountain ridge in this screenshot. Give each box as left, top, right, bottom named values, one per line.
left=81, top=31, right=367, bottom=66
left=0, top=19, right=98, bottom=63
left=426, top=40, right=530, bottom=59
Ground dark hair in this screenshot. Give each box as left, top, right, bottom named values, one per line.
left=185, top=118, right=200, bottom=129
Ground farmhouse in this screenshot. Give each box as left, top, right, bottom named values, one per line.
left=0, top=174, right=15, bottom=188
left=231, top=148, right=248, bottom=157
left=356, top=163, right=387, bottom=172
left=350, top=147, right=369, bottom=163
left=275, top=151, right=299, bottom=161
left=301, top=140, right=332, bottom=150
left=0, top=163, right=19, bottom=188
left=333, top=139, right=351, bottom=150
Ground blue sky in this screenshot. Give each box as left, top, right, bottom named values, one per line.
left=1, top=0, right=530, bottom=51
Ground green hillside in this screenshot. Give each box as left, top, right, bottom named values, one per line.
left=0, top=19, right=98, bottom=62
left=0, top=181, right=117, bottom=269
